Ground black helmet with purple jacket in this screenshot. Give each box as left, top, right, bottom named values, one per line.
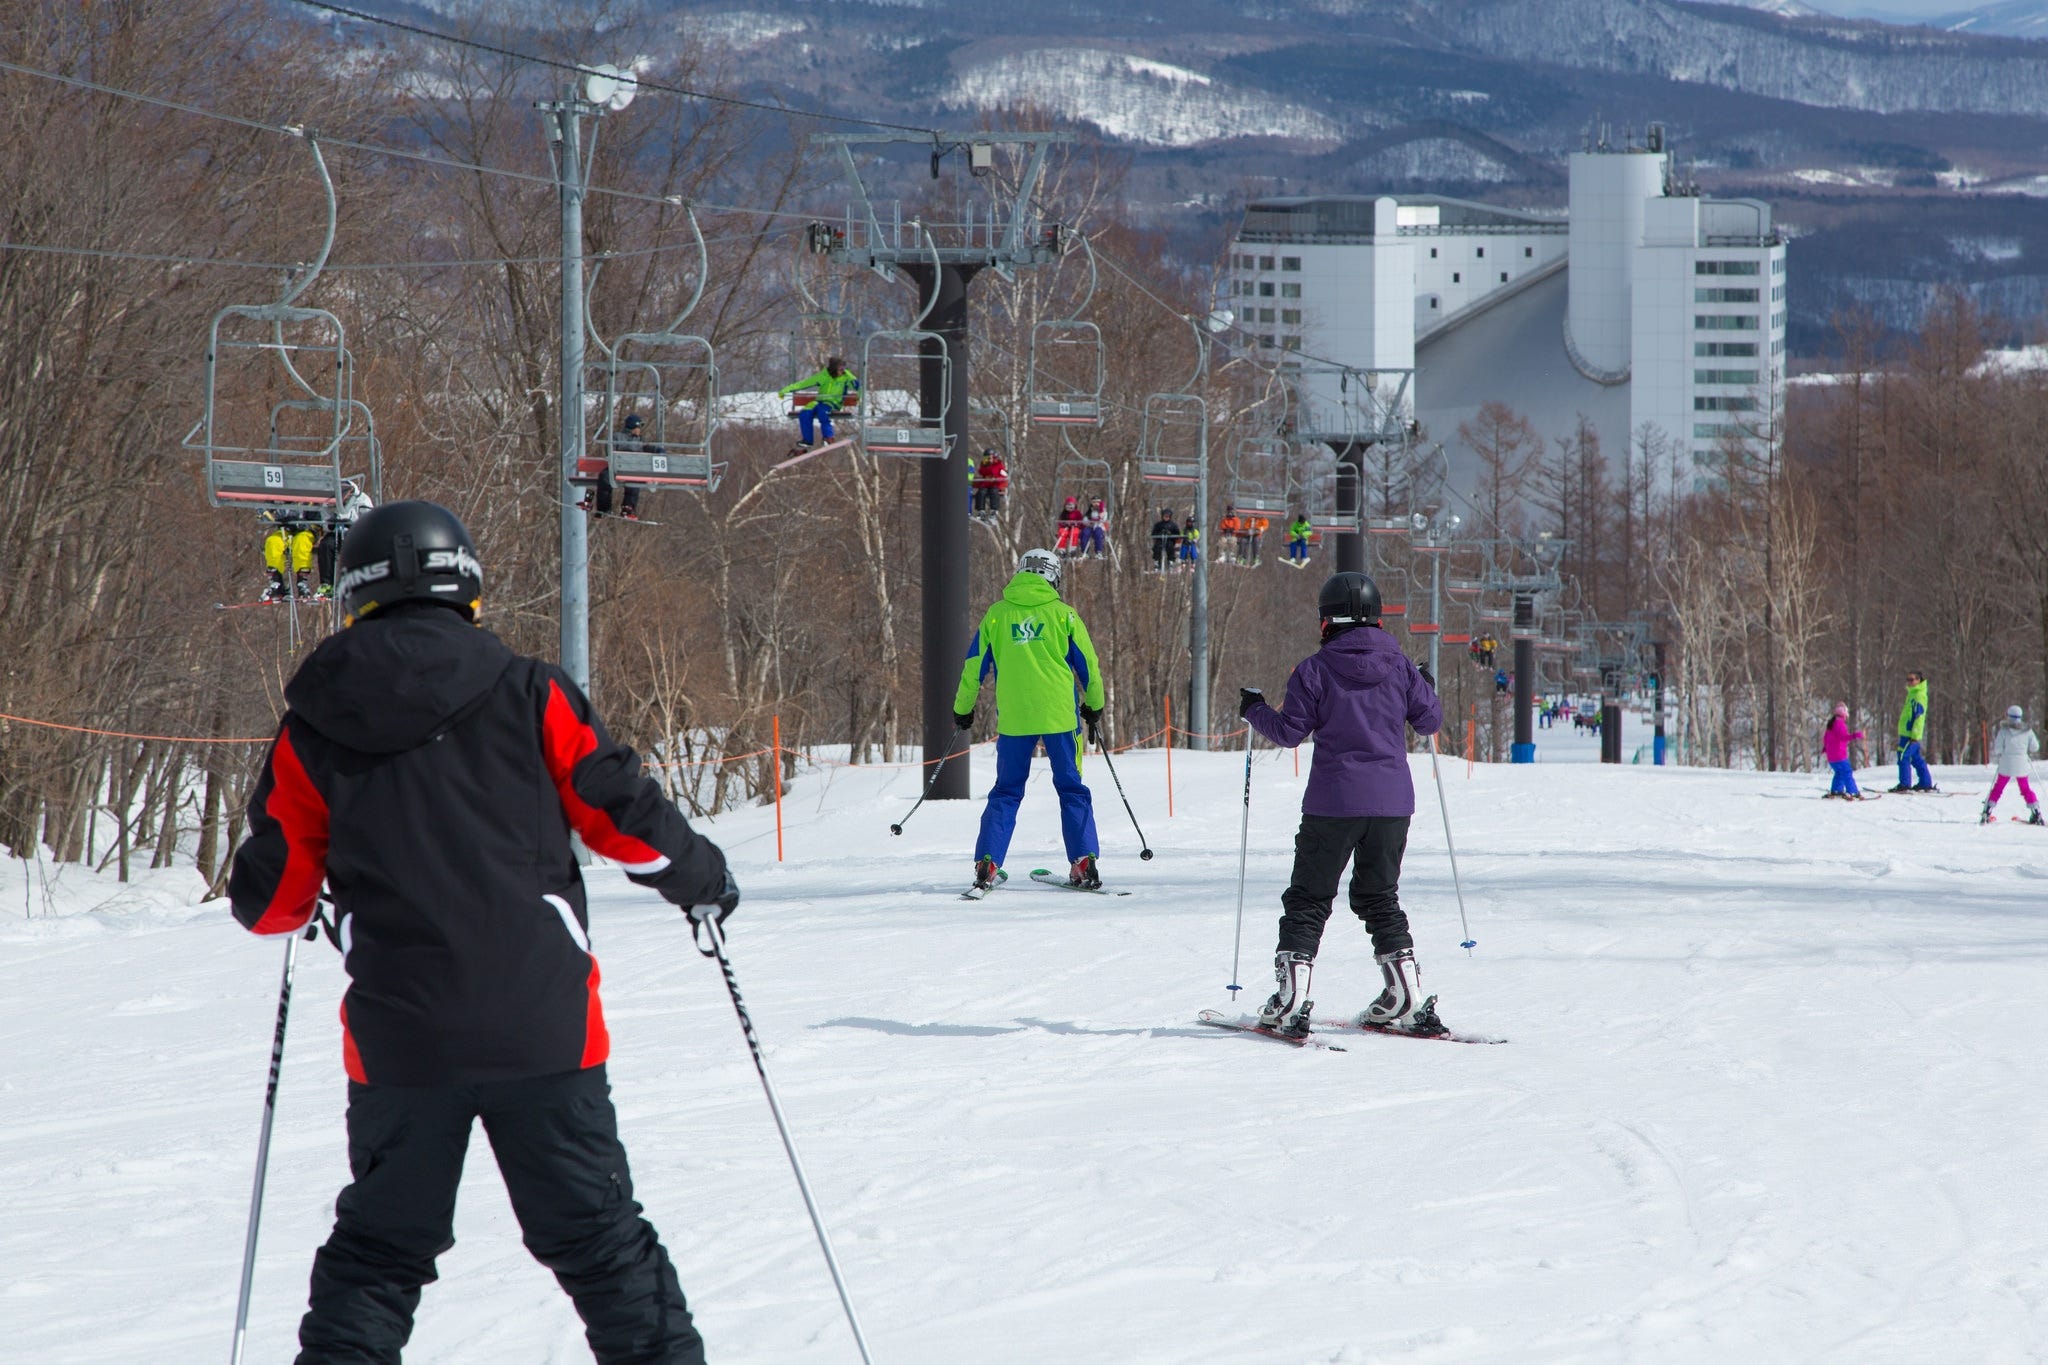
left=1317, top=571, right=1381, bottom=629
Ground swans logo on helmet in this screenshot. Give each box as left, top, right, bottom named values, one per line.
left=335, top=561, right=392, bottom=601
left=424, top=546, right=483, bottom=582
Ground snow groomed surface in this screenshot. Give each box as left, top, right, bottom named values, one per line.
left=5, top=730, right=2046, bottom=1362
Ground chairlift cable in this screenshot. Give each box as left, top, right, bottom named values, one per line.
left=291, top=0, right=945, bottom=137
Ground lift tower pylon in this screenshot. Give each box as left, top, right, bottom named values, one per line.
left=811, top=131, right=1072, bottom=799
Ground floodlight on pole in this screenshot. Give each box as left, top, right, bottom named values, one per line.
left=583, top=62, right=638, bottom=113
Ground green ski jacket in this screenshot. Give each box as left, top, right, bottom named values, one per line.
left=955, top=572, right=1105, bottom=737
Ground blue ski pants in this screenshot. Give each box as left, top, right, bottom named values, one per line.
left=797, top=402, right=836, bottom=445
left=1896, top=739, right=1931, bottom=790
left=975, top=731, right=1099, bottom=867
left=1829, top=759, right=1859, bottom=796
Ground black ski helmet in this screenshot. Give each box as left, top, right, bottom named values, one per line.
left=336, top=500, right=483, bottom=625
left=1317, top=571, right=1381, bottom=627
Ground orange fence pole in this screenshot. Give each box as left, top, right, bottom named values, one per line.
left=1164, top=694, right=1175, bottom=818
left=772, top=714, right=784, bottom=862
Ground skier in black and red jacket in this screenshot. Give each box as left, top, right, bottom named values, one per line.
left=230, top=500, right=732, bottom=1365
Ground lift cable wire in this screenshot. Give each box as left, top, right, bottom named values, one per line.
left=0, top=226, right=792, bottom=275
left=0, top=57, right=823, bottom=224
left=291, top=1, right=943, bottom=137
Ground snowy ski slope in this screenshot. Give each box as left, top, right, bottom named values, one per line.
left=4, top=729, right=2046, bottom=1363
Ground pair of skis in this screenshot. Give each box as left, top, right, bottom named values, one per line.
left=959, top=869, right=1132, bottom=901
left=1197, top=999, right=1506, bottom=1049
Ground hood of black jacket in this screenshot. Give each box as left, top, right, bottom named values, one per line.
left=285, top=604, right=516, bottom=755
left=1319, top=625, right=1409, bottom=688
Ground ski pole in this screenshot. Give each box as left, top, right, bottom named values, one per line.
left=230, top=932, right=301, bottom=1365
left=1090, top=724, right=1152, bottom=860
left=1428, top=734, right=1476, bottom=954
left=1228, top=726, right=1253, bottom=997
left=889, top=735, right=962, bottom=836
left=691, top=911, right=878, bottom=1365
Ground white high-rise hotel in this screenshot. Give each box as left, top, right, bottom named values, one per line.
left=1228, top=131, right=1786, bottom=486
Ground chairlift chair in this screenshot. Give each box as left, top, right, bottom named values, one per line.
left=860, top=329, right=949, bottom=458
left=1136, top=392, right=1206, bottom=485
left=1225, top=435, right=1291, bottom=517
left=188, top=303, right=356, bottom=512
left=1026, top=234, right=1104, bottom=426
left=1051, top=435, right=1114, bottom=562
left=1296, top=452, right=1359, bottom=535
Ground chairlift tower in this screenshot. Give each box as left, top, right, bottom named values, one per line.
left=811, top=131, right=1072, bottom=798
left=1288, top=360, right=1416, bottom=574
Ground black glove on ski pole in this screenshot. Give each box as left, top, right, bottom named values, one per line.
left=689, top=909, right=878, bottom=1365
left=230, top=933, right=302, bottom=1365
left=890, top=735, right=963, bottom=836
left=1091, top=725, right=1152, bottom=860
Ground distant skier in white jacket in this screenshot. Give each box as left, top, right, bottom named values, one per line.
left=1981, top=705, right=2042, bottom=825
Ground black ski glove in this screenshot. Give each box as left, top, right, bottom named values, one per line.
left=955, top=710, right=975, bottom=730
left=687, top=866, right=740, bottom=925
left=1418, top=664, right=1436, bottom=692
left=1238, top=687, right=1264, bottom=717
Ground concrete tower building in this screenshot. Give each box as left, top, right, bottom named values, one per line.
left=1564, top=142, right=1668, bottom=382
left=1226, top=127, right=1785, bottom=496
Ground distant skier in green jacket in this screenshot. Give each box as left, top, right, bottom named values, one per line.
left=1285, top=513, right=1313, bottom=566
left=955, top=548, right=1106, bottom=891
left=778, top=356, right=860, bottom=453
left=1890, top=670, right=1935, bottom=792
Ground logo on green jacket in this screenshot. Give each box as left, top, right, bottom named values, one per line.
left=1011, top=620, right=1044, bottom=642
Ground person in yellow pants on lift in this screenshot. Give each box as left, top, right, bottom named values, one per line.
left=261, top=511, right=317, bottom=601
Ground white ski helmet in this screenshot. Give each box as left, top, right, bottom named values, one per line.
left=2009, top=704, right=2025, bottom=722
left=1018, top=547, right=1062, bottom=591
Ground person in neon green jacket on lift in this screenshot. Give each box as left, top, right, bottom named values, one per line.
left=955, top=548, right=1106, bottom=892
left=777, top=355, right=859, bottom=453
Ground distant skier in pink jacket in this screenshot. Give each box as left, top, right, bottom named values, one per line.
left=1824, top=704, right=1866, bottom=799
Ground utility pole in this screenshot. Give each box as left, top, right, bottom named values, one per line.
left=1189, top=329, right=1213, bottom=750
left=542, top=89, right=596, bottom=693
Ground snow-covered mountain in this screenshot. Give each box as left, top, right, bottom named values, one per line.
left=1930, top=0, right=2048, bottom=36
left=943, top=49, right=1345, bottom=148
left=1433, top=0, right=2048, bottom=117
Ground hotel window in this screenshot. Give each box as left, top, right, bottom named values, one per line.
left=1259, top=256, right=1275, bottom=270
left=1693, top=424, right=1727, bottom=439
left=1695, top=396, right=1757, bottom=412
left=1695, top=287, right=1759, bottom=304
left=1258, top=308, right=1275, bottom=323
left=1452, top=272, right=1461, bottom=283
left=1696, top=341, right=1757, bottom=357
left=1259, top=282, right=1275, bottom=297
left=1696, top=315, right=1758, bottom=330
left=1524, top=246, right=1533, bottom=258
left=1281, top=256, right=1301, bottom=271
left=1281, top=309, right=1301, bottom=324
left=1695, top=369, right=1759, bottom=385
left=1696, top=260, right=1760, bottom=276
left=1281, top=282, right=1301, bottom=298
left=1476, top=247, right=1485, bottom=258
left=1500, top=272, right=1508, bottom=283
left=1430, top=247, right=1438, bottom=258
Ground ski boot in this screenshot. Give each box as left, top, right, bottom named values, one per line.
left=1888, top=784, right=1913, bottom=794
left=260, top=572, right=285, bottom=603
left=1360, top=948, right=1425, bottom=1028
left=294, top=572, right=316, bottom=600
left=1258, top=951, right=1315, bottom=1038
left=1067, top=855, right=1101, bottom=890
left=2029, top=805, right=2045, bottom=827
left=973, top=856, right=1001, bottom=892
left=1981, top=801, right=1995, bottom=826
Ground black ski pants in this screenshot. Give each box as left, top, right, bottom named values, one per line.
left=1276, top=814, right=1413, bottom=959
left=296, top=1064, right=703, bottom=1365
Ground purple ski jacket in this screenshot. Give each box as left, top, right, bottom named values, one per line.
left=1246, top=626, right=1443, bottom=818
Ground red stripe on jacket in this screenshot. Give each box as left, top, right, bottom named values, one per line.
left=248, top=730, right=330, bottom=935
left=540, top=680, right=666, bottom=867
left=581, top=958, right=610, bottom=1068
